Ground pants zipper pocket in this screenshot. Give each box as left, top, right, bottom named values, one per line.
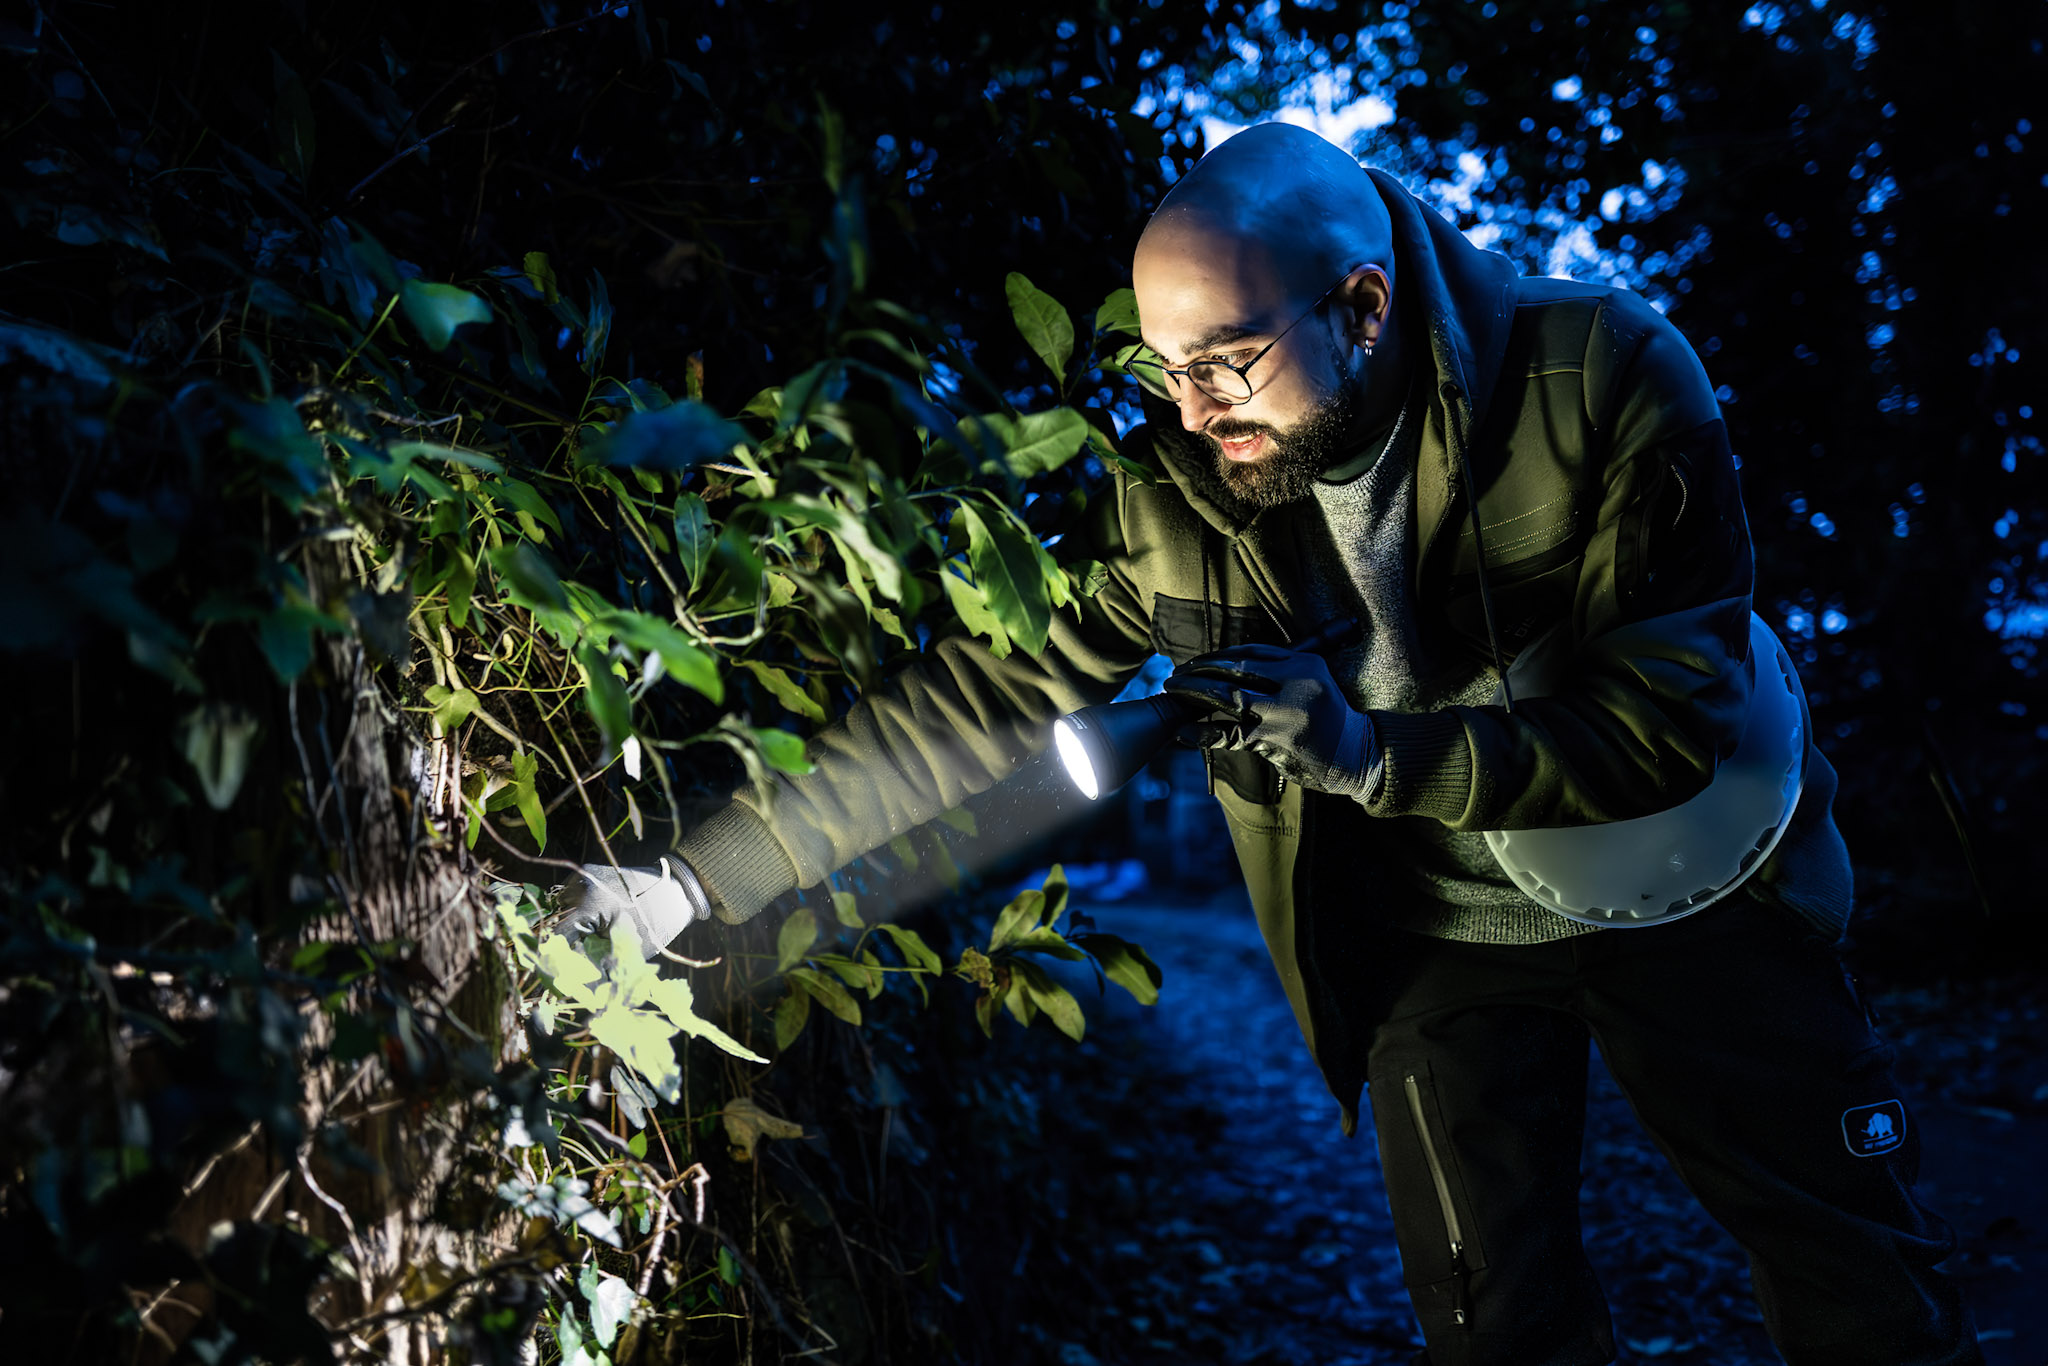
left=1404, top=1072, right=1472, bottom=1328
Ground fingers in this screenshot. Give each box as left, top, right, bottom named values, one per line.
left=1187, top=642, right=1296, bottom=666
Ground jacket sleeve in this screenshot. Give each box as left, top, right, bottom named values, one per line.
left=675, top=482, right=1156, bottom=922
left=1368, top=291, right=1757, bottom=829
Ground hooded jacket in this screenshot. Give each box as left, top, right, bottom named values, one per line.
left=677, top=170, right=1856, bottom=1129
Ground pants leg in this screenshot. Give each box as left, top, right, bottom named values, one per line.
left=1364, top=935, right=1616, bottom=1366
left=1580, top=895, right=1980, bottom=1366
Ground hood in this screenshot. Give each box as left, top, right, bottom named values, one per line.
left=1138, top=170, right=1521, bottom=539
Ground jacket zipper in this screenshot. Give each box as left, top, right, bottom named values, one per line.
left=1404, top=1072, right=1472, bottom=1328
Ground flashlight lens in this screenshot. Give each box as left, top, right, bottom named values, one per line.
left=1053, top=718, right=1100, bottom=800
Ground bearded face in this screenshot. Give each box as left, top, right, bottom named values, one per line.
left=1201, top=365, right=1364, bottom=509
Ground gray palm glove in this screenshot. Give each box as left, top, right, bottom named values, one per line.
left=556, top=856, right=713, bottom=958
left=1163, top=642, right=1381, bottom=799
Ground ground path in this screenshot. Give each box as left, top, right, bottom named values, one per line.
left=1031, top=890, right=2039, bottom=1364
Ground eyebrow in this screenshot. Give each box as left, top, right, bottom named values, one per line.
left=1138, top=321, right=1268, bottom=364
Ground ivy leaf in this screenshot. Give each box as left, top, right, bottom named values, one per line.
left=954, top=501, right=1050, bottom=656
left=510, top=750, right=546, bottom=853
left=424, top=684, right=480, bottom=732
left=1005, top=272, right=1073, bottom=388
left=582, top=1270, right=637, bottom=1350
left=673, top=491, right=714, bottom=586
left=721, top=1096, right=804, bottom=1160
left=776, top=905, right=817, bottom=973
left=401, top=280, right=492, bottom=351
left=1072, top=933, right=1163, bottom=1007
left=740, top=660, right=827, bottom=723
left=642, top=972, right=765, bottom=1063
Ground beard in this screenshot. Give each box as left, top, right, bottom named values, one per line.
left=1203, top=372, right=1363, bottom=510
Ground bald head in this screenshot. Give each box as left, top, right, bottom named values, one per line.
left=1136, top=123, right=1393, bottom=309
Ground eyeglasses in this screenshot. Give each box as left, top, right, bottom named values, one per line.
left=1124, top=272, right=1354, bottom=407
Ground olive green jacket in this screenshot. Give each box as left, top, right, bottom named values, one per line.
left=679, top=170, right=1854, bottom=1127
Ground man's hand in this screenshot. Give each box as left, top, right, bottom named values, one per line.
left=555, top=857, right=713, bottom=958
left=1163, top=642, right=1381, bottom=799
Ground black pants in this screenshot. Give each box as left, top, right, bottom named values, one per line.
left=1360, top=894, right=1980, bottom=1366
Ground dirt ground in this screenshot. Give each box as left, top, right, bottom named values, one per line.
left=1036, top=891, right=2042, bottom=1364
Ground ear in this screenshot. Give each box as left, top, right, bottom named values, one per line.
left=1333, top=266, right=1392, bottom=351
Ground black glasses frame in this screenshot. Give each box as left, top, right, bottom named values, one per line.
left=1126, top=272, right=1355, bottom=406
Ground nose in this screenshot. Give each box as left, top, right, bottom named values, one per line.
left=1177, top=385, right=1229, bottom=432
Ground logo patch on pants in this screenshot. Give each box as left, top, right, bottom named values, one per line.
left=1841, top=1099, right=1907, bottom=1157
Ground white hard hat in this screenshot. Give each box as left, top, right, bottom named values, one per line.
left=1482, top=612, right=1807, bottom=927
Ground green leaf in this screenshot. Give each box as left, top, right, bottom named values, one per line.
left=787, top=967, right=862, bottom=1026
left=1014, top=960, right=1085, bottom=1041
left=600, top=400, right=747, bottom=470
left=958, top=407, right=1091, bottom=480
left=1067, top=559, right=1110, bottom=598
left=1005, top=272, right=1074, bottom=388
left=936, top=807, right=978, bottom=838
left=444, top=546, right=477, bottom=627
left=1072, top=933, right=1163, bottom=1007
left=673, top=492, right=714, bottom=586
left=877, top=922, right=940, bottom=976
left=401, top=280, right=492, bottom=351
left=954, top=501, right=1050, bottom=655
left=776, top=905, right=817, bottom=973
left=387, top=440, right=503, bottom=475
left=751, top=726, right=812, bottom=775
left=716, top=1245, right=742, bottom=1286
left=641, top=968, right=766, bottom=1063
left=939, top=565, right=1010, bottom=659
left=425, top=684, right=480, bottom=732
left=773, top=986, right=811, bottom=1051
left=600, top=610, right=724, bottom=703
left=831, top=891, right=863, bottom=928
left=990, top=888, right=1045, bottom=952
left=1093, top=287, right=1141, bottom=337
left=523, top=251, right=561, bottom=304
left=584, top=1270, right=637, bottom=1350
left=740, top=660, right=827, bottom=723
left=576, top=643, right=632, bottom=755
left=175, top=702, right=261, bottom=811
left=1041, top=863, right=1070, bottom=927
left=1006, top=927, right=1088, bottom=961
left=487, top=541, right=570, bottom=612
left=492, top=477, right=564, bottom=536
left=510, top=750, right=547, bottom=852
left=814, top=952, right=881, bottom=995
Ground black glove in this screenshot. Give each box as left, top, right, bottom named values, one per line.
left=1163, top=643, right=1381, bottom=799
left=555, top=856, right=713, bottom=958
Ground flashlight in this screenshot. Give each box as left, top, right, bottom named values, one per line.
left=1052, top=617, right=1363, bottom=800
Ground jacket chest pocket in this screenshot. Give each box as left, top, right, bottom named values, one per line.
left=1148, top=593, right=1282, bottom=663
left=1149, top=594, right=1288, bottom=805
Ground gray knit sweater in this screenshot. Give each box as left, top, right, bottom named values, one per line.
left=1302, top=394, right=1599, bottom=945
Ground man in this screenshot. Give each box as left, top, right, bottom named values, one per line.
left=567, top=124, right=1978, bottom=1363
